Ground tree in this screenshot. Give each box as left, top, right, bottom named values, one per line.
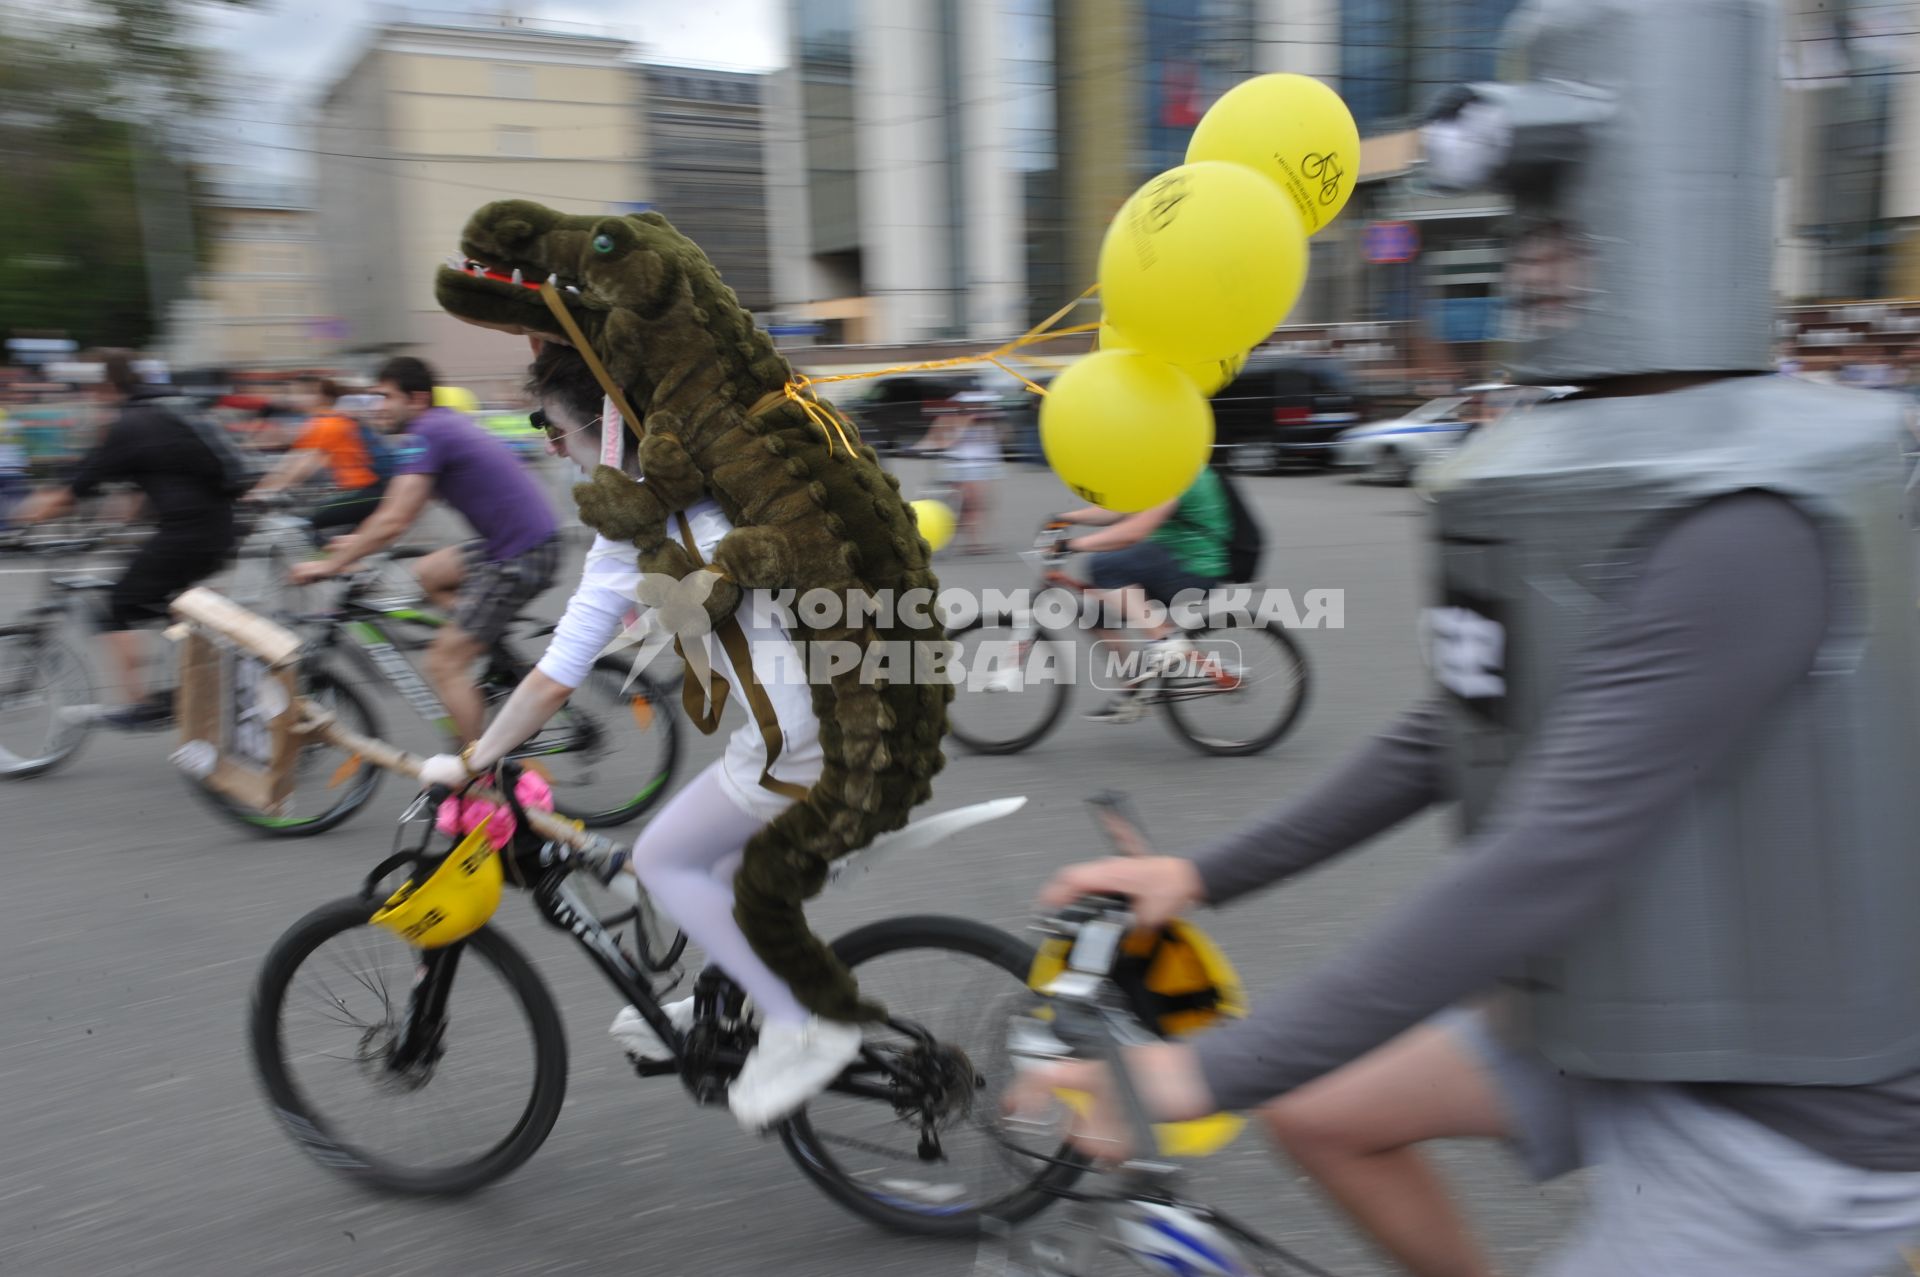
left=0, top=1, right=251, bottom=349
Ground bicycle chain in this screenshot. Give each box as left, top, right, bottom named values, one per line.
left=809, top=1128, right=925, bottom=1165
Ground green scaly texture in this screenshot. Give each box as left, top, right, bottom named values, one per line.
left=435, top=200, right=950, bottom=1022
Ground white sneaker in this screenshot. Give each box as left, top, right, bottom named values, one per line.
left=728, top=1017, right=864, bottom=1131
left=609, top=997, right=696, bottom=1063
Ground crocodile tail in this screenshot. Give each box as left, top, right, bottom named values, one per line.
left=731, top=784, right=885, bottom=1023
left=732, top=659, right=948, bottom=1023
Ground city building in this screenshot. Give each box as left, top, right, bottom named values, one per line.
left=767, top=0, right=1920, bottom=371
left=1780, top=0, right=1920, bottom=302
left=768, top=0, right=1028, bottom=344
left=637, top=65, right=774, bottom=314
left=766, top=0, right=1391, bottom=348
left=155, top=179, right=329, bottom=371
left=312, top=20, right=640, bottom=386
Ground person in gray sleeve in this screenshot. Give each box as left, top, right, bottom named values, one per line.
left=1013, top=4, right=1920, bottom=1274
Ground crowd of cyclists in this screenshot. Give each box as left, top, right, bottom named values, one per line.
left=4, top=353, right=565, bottom=737
left=1, top=344, right=1248, bottom=1134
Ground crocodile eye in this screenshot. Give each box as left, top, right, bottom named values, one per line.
left=592, top=233, right=615, bottom=254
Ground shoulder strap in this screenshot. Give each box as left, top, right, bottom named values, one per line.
left=672, top=513, right=812, bottom=802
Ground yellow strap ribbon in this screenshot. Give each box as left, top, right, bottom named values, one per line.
left=758, top=283, right=1101, bottom=452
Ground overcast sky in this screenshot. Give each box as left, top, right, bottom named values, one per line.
left=185, top=0, right=785, bottom=179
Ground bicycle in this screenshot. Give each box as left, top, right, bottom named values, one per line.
left=0, top=530, right=679, bottom=838
left=0, top=491, right=355, bottom=780
left=0, top=531, right=380, bottom=813
left=944, top=524, right=1311, bottom=756
left=982, top=895, right=1341, bottom=1276
left=212, top=541, right=680, bottom=837
left=245, top=700, right=1083, bottom=1235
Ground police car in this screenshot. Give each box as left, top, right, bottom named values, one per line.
left=1334, top=383, right=1573, bottom=485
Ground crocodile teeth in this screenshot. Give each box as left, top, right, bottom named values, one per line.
left=546, top=274, right=558, bottom=286
left=445, top=253, right=464, bottom=270
left=565, top=285, right=580, bottom=295
left=511, top=268, right=523, bottom=285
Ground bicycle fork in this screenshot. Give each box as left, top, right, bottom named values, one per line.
left=387, top=945, right=464, bottom=1073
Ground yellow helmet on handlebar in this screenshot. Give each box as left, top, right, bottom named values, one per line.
left=1028, top=918, right=1248, bottom=1158
left=369, top=816, right=504, bottom=949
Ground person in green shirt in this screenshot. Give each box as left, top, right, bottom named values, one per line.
left=1054, top=467, right=1234, bottom=722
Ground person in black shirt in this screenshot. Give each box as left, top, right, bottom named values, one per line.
left=18, top=352, right=239, bottom=727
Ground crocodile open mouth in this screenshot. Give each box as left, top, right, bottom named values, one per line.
left=435, top=250, right=588, bottom=343
left=444, top=254, right=582, bottom=296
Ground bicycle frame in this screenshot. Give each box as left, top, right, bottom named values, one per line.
left=384, top=855, right=928, bottom=1109
left=993, top=543, right=1244, bottom=706
left=324, top=609, right=461, bottom=741
left=1001, top=905, right=1339, bottom=1277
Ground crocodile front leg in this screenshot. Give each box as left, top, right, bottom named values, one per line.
left=574, top=465, right=670, bottom=549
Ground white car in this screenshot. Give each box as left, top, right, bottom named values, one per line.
left=1334, top=384, right=1572, bottom=485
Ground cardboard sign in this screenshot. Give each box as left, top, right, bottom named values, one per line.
left=170, top=590, right=306, bottom=814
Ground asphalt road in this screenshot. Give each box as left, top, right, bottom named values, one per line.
left=0, top=463, right=1582, bottom=1276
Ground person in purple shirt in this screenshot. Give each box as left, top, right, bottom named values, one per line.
left=290, top=356, right=559, bottom=742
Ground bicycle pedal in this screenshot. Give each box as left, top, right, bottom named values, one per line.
left=627, top=1052, right=679, bottom=1078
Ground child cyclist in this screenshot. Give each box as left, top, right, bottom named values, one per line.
left=417, top=344, right=857, bottom=1130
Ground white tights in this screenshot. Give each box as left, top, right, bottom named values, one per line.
left=627, top=762, right=811, bottom=1027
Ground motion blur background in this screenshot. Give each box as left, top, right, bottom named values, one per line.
left=4, top=0, right=1918, bottom=418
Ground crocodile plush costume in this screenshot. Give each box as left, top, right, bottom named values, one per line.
left=434, top=200, right=949, bottom=1022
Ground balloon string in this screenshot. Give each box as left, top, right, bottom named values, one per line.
left=770, top=283, right=1102, bottom=448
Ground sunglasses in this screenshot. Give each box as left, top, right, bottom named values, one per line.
left=528, top=409, right=599, bottom=443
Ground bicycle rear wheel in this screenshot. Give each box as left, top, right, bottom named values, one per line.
left=0, top=634, right=93, bottom=779
left=944, top=616, right=1073, bottom=755
left=190, top=666, right=384, bottom=836
left=250, top=896, right=567, bottom=1196
left=1158, top=621, right=1310, bottom=756
left=780, top=916, right=1084, bottom=1237
left=508, top=656, right=679, bottom=827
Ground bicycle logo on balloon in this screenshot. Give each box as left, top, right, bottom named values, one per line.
left=1143, top=172, right=1191, bottom=231
left=1302, top=152, right=1344, bottom=206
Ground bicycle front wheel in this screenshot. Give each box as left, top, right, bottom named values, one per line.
left=1158, top=621, right=1310, bottom=756
left=781, top=916, right=1085, bottom=1237
left=944, top=616, right=1072, bottom=755
left=250, top=897, right=568, bottom=1196
left=190, top=666, right=384, bottom=836
left=519, top=656, right=679, bottom=827
left=0, top=634, right=93, bottom=779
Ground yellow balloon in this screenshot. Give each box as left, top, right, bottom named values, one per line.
left=1098, top=319, right=1248, bottom=397
left=1097, top=161, right=1306, bottom=366
left=910, top=499, right=956, bottom=553
left=1041, top=350, right=1213, bottom=512
left=433, top=385, right=480, bottom=413
left=1186, top=73, right=1361, bottom=235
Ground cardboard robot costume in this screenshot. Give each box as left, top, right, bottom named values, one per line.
left=1420, top=0, right=1920, bottom=1085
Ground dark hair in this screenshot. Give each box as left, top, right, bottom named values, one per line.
left=302, top=375, right=349, bottom=402
left=374, top=356, right=436, bottom=399
left=523, top=342, right=603, bottom=424
left=84, top=349, right=141, bottom=395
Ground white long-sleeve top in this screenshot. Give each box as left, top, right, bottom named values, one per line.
left=535, top=500, right=823, bottom=821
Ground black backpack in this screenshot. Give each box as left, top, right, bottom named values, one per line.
left=1212, top=466, right=1264, bottom=582
left=157, top=394, right=255, bottom=498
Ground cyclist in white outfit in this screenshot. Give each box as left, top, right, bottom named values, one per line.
left=917, top=388, right=1003, bottom=555
left=417, top=346, right=855, bottom=1129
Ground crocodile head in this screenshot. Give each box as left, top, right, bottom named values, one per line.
left=434, top=199, right=706, bottom=377
left=437, top=197, right=797, bottom=443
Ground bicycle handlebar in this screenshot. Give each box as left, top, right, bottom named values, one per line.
left=168, top=586, right=628, bottom=877
left=294, top=701, right=627, bottom=875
